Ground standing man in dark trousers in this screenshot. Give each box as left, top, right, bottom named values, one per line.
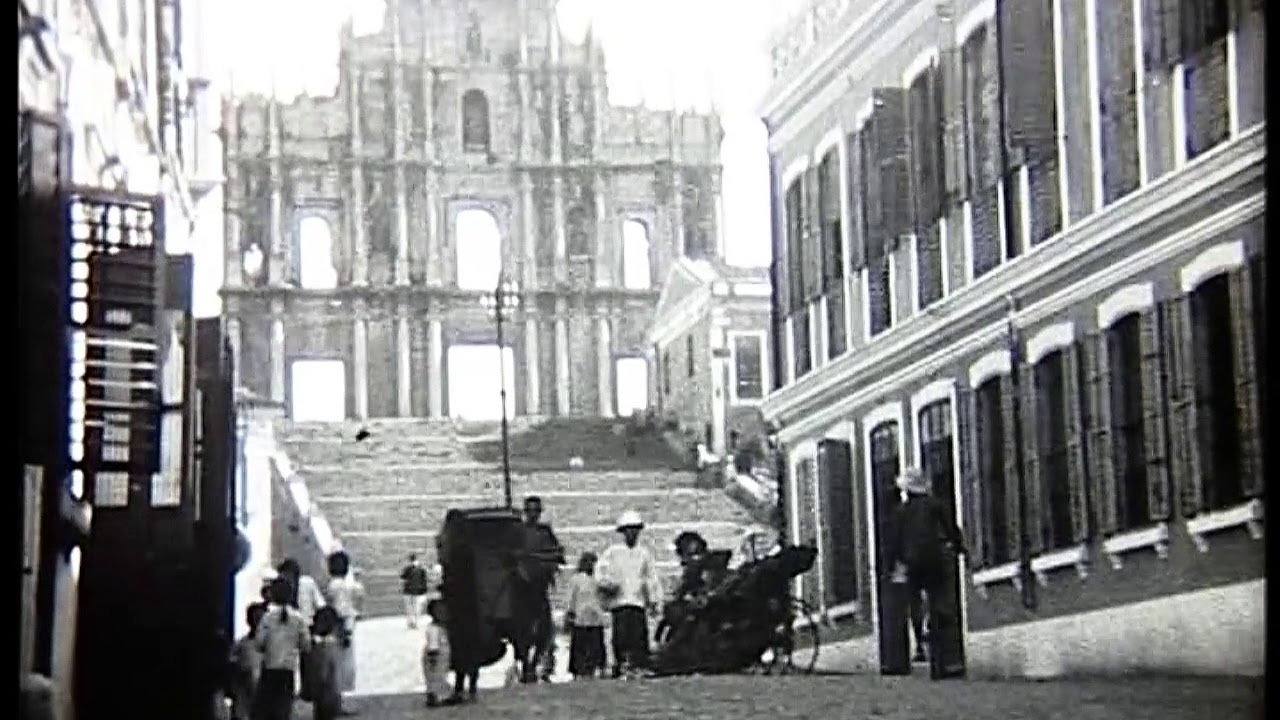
left=519, top=495, right=566, bottom=682
left=400, top=554, right=429, bottom=629
left=597, top=511, right=663, bottom=678
left=886, top=469, right=968, bottom=679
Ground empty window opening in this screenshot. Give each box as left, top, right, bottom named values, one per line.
left=447, top=345, right=515, bottom=421
left=730, top=333, right=765, bottom=402
left=622, top=219, right=652, bottom=289
left=462, top=89, right=491, bottom=153
left=615, top=357, right=649, bottom=418
left=455, top=208, right=502, bottom=291
left=290, top=360, right=346, bottom=422
left=298, top=216, right=338, bottom=290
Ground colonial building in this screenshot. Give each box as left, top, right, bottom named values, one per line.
left=649, top=257, right=772, bottom=459
left=220, top=0, right=722, bottom=421
left=20, top=0, right=219, bottom=715
left=760, top=0, right=1264, bottom=677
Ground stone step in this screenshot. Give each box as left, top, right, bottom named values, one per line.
left=301, top=467, right=702, bottom=498
left=336, top=521, right=747, bottom=588
left=316, top=488, right=750, bottom=533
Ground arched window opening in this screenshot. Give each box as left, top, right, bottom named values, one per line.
left=290, top=360, right=347, bottom=422
left=455, top=207, right=502, bottom=291
left=297, top=216, right=338, bottom=290
left=566, top=205, right=591, bottom=257
left=462, top=89, right=491, bottom=153
left=622, top=219, right=652, bottom=289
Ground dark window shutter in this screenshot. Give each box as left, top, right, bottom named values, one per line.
left=1020, top=366, right=1045, bottom=555
left=1085, top=331, right=1119, bottom=535
left=1185, top=40, right=1231, bottom=161
left=872, top=88, right=911, bottom=242
left=941, top=48, right=969, bottom=204
left=1062, top=342, right=1091, bottom=542
left=1166, top=295, right=1204, bottom=516
left=846, top=130, right=868, bottom=271
left=999, top=0, right=1059, bottom=155
left=826, top=280, right=847, bottom=359
left=804, top=166, right=824, bottom=302
left=957, top=384, right=985, bottom=568
left=785, top=180, right=805, bottom=313
left=1098, top=0, right=1142, bottom=205
left=1138, top=308, right=1173, bottom=521
left=916, top=223, right=944, bottom=309
left=907, top=64, right=945, bottom=231
left=819, top=151, right=843, bottom=291
left=976, top=23, right=1003, bottom=187
left=999, top=376, right=1024, bottom=562
left=1228, top=266, right=1262, bottom=497
left=860, top=126, right=884, bottom=251
left=1145, top=0, right=1184, bottom=68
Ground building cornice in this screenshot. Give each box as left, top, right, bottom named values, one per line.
left=762, top=126, right=1265, bottom=436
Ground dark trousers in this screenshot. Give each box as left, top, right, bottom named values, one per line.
left=610, top=606, right=650, bottom=672
left=250, top=669, right=295, bottom=720
left=905, top=559, right=964, bottom=678
left=908, top=589, right=928, bottom=650
left=568, top=625, right=606, bottom=677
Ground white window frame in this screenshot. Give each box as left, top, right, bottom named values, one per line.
left=727, top=330, right=768, bottom=406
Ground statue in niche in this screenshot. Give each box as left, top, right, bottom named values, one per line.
left=465, top=12, right=483, bottom=60
left=566, top=205, right=591, bottom=257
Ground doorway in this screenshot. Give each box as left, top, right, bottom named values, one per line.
left=615, top=356, right=649, bottom=417
left=867, top=420, right=908, bottom=674
left=446, top=344, right=515, bottom=421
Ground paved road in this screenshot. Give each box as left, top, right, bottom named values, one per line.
left=331, top=617, right=1260, bottom=719
left=309, top=673, right=1261, bottom=720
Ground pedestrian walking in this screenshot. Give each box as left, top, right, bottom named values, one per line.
left=323, top=551, right=360, bottom=713
left=251, top=578, right=311, bottom=720
left=228, top=603, right=267, bottom=720
left=400, top=554, right=430, bottom=629
left=305, top=608, right=344, bottom=720
left=565, top=551, right=607, bottom=679
left=886, top=468, right=968, bottom=679
left=519, top=495, right=566, bottom=683
left=276, top=559, right=326, bottom=627
left=596, top=510, right=664, bottom=678
left=420, top=599, right=452, bottom=707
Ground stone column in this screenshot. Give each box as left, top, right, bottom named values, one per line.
left=594, top=170, right=611, bottom=288
left=269, top=302, right=285, bottom=404
left=397, top=311, right=412, bottom=417
left=552, top=175, right=566, bottom=282
left=224, top=163, right=244, bottom=287
left=709, top=316, right=728, bottom=456
left=524, top=316, right=540, bottom=415
left=352, top=313, right=369, bottom=419
left=266, top=98, right=285, bottom=286
left=224, top=316, right=243, bottom=389
left=347, top=64, right=368, bottom=286
left=671, top=166, right=685, bottom=258
left=596, top=314, right=613, bottom=416
left=548, top=21, right=562, bottom=160
left=427, top=317, right=444, bottom=418
left=521, top=175, right=537, bottom=288
left=554, top=305, right=570, bottom=415
left=391, top=7, right=410, bottom=286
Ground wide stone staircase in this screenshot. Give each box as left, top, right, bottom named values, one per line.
left=276, top=417, right=754, bottom=618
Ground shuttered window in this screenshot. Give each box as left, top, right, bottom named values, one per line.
left=819, top=151, right=847, bottom=358
left=771, top=165, right=791, bottom=390
left=858, top=124, right=892, bottom=338
left=908, top=65, right=947, bottom=309
left=803, top=167, right=824, bottom=304
left=1029, top=348, right=1080, bottom=548
left=869, top=421, right=902, bottom=569
left=962, top=25, right=1003, bottom=278
left=793, top=307, right=813, bottom=378
left=919, top=400, right=958, bottom=534
left=1107, top=315, right=1152, bottom=529
left=972, top=378, right=1012, bottom=566
left=794, top=457, right=820, bottom=607
left=662, top=351, right=671, bottom=395
left=1182, top=0, right=1232, bottom=159
left=1097, top=0, right=1142, bottom=204
left=846, top=129, right=868, bottom=273
left=818, top=439, right=859, bottom=605
left=785, top=180, right=805, bottom=314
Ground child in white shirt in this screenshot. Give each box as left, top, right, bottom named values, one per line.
left=420, top=599, right=452, bottom=707
left=565, top=552, right=607, bottom=679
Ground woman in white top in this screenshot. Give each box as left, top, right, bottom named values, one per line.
left=276, top=559, right=326, bottom=626
left=324, top=551, right=360, bottom=708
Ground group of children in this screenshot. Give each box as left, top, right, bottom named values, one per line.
left=227, top=578, right=349, bottom=720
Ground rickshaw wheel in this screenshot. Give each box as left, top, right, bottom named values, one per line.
left=756, top=597, right=819, bottom=675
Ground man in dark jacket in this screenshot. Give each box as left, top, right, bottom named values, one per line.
left=885, top=468, right=967, bottom=679
left=400, top=554, right=430, bottom=628
left=519, top=496, right=565, bottom=682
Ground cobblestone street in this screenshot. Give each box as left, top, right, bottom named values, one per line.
left=320, top=618, right=1263, bottom=720
left=322, top=673, right=1261, bottom=720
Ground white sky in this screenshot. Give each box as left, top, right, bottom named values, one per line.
left=195, top=0, right=800, bottom=316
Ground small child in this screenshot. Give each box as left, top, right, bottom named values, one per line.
left=227, top=604, right=266, bottom=720
left=420, top=599, right=451, bottom=707
left=565, top=551, right=607, bottom=679
left=307, top=607, right=345, bottom=720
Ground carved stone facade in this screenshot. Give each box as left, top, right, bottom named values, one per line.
left=222, top=0, right=722, bottom=419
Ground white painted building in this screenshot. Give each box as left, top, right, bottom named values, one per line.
left=759, top=0, right=1264, bottom=678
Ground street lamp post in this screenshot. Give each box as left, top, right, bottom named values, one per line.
left=481, top=275, right=520, bottom=508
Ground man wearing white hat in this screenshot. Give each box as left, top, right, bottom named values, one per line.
left=596, top=510, right=663, bottom=678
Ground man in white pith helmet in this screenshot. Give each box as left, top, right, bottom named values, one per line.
left=595, top=510, right=663, bottom=678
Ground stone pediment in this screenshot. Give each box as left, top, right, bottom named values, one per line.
left=650, top=259, right=720, bottom=343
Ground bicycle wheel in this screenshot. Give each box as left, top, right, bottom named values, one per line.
left=756, top=597, right=820, bottom=675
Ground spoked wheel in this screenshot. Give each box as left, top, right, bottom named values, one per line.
left=757, top=597, right=820, bottom=675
